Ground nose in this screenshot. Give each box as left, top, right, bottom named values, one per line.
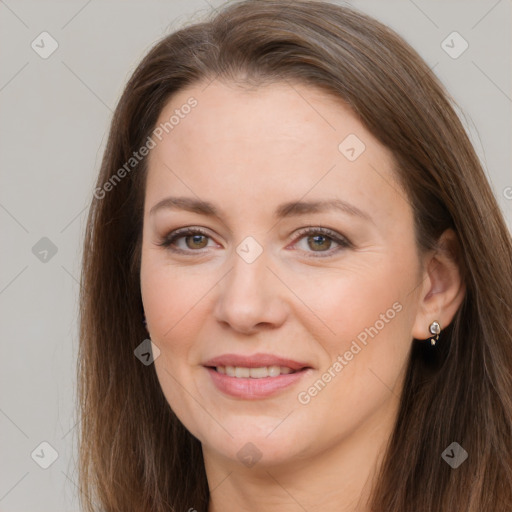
left=212, top=248, right=289, bottom=335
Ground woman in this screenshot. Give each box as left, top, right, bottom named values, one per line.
left=78, top=1, right=512, bottom=511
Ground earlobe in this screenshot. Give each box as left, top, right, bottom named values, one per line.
left=411, top=229, right=466, bottom=341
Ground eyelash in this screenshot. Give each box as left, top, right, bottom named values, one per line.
left=157, top=226, right=351, bottom=258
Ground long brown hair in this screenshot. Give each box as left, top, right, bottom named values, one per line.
left=78, top=1, right=512, bottom=510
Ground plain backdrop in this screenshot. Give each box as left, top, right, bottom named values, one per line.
left=0, top=1, right=510, bottom=510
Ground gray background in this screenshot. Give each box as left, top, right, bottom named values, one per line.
left=0, top=0, right=510, bottom=510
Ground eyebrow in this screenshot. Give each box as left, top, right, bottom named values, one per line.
left=149, top=196, right=372, bottom=222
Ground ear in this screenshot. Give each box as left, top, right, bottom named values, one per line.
left=411, top=229, right=466, bottom=341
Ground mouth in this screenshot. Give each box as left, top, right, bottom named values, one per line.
left=202, top=353, right=313, bottom=399
left=203, top=361, right=313, bottom=399
left=207, top=365, right=309, bottom=378
left=202, top=353, right=312, bottom=372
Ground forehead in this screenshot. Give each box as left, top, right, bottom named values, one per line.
left=145, top=80, right=408, bottom=227
left=152, top=79, right=372, bottom=161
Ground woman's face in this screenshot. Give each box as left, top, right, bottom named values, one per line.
left=140, top=80, right=425, bottom=468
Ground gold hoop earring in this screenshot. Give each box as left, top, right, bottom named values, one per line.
left=429, top=320, right=441, bottom=346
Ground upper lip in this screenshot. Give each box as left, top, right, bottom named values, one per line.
left=202, top=353, right=312, bottom=371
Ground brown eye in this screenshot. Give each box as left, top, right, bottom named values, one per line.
left=307, top=234, right=333, bottom=251
left=157, top=227, right=214, bottom=253
left=293, top=227, right=351, bottom=258
left=185, top=234, right=208, bottom=249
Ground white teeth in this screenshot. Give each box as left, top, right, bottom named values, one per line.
left=250, top=367, right=272, bottom=378
left=215, top=365, right=296, bottom=378
left=267, top=365, right=281, bottom=377
left=235, top=367, right=250, bottom=378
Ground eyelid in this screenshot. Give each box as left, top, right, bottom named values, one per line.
left=156, top=226, right=216, bottom=254
left=157, top=225, right=351, bottom=257
left=290, top=226, right=352, bottom=257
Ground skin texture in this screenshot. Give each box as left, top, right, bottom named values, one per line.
left=140, top=80, right=465, bottom=512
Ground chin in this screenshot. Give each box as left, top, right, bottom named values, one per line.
left=197, top=419, right=310, bottom=469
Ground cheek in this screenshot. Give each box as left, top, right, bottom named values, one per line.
left=140, top=252, right=223, bottom=406
left=140, top=254, right=211, bottom=340
left=287, top=252, right=416, bottom=397
left=140, top=258, right=212, bottom=434
left=289, top=259, right=409, bottom=343
left=290, top=264, right=413, bottom=436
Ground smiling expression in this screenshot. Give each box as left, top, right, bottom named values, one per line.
left=140, top=79, right=424, bottom=466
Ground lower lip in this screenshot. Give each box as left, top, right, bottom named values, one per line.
left=205, top=367, right=311, bottom=399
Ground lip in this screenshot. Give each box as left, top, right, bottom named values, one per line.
left=202, top=352, right=313, bottom=400
left=202, top=353, right=311, bottom=371
left=205, top=367, right=312, bottom=399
